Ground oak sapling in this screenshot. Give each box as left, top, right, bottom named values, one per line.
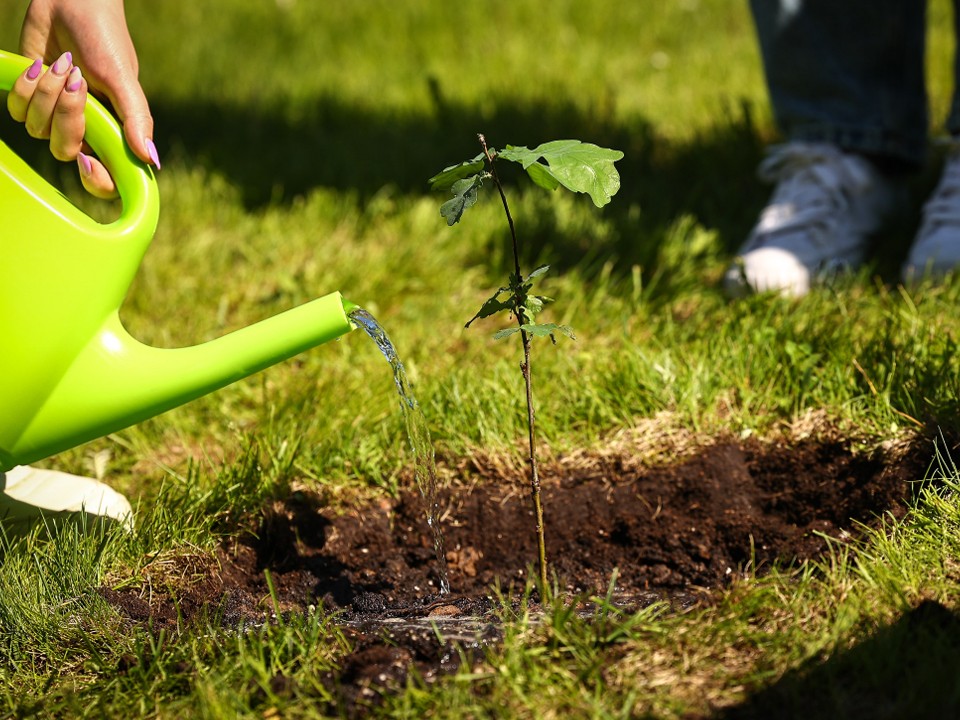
left=429, top=134, right=623, bottom=593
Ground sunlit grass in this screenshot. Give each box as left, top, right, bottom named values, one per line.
left=2, top=0, right=960, bottom=716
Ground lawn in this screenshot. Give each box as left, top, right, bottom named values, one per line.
left=2, top=0, right=960, bottom=717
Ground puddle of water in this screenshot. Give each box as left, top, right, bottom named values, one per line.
left=346, top=615, right=504, bottom=646
left=349, top=307, right=451, bottom=594
left=341, top=590, right=694, bottom=643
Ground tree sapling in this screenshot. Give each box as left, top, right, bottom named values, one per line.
left=429, top=134, right=623, bottom=592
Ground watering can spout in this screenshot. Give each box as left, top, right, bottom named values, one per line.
left=0, top=49, right=356, bottom=471
left=1, top=293, right=355, bottom=470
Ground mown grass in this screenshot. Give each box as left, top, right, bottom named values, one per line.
left=2, top=0, right=960, bottom=716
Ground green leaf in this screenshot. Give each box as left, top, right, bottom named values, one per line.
left=465, top=286, right=513, bottom=327
left=523, top=293, right=549, bottom=314
left=523, top=296, right=544, bottom=317
left=428, top=153, right=485, bottom=189
left=492, top=323, right=576, bottom=342
left=526, top=265, right=550, bottom=282
left=521, top=322, right=576, bottom=340
left=524, top=162, right=561, bottom=192
left=499, top=140, right=624, bottom=207
left=440, top=175, right=483, bottom=225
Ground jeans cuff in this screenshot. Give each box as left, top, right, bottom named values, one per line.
left=787, top=123, right=926, bottom=169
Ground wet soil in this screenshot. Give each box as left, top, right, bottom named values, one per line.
left=100, top=434, right=935, bottom=712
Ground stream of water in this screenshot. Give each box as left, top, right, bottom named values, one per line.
left=348, top=307, right=451, bottom=595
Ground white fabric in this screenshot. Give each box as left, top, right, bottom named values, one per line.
left=0, top=465, right=132, bottom=530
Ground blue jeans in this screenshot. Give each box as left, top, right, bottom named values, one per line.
left=750, top=0, right=958, bottom=168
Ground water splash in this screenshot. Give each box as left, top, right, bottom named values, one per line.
left=349, top=307, right=451, bottom=595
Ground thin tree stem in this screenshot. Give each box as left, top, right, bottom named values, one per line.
left=479, top=134, right=522, bottom=277
left=478, top=133, right=549, bottom=594
left=520, top=332, right=548, bottom=592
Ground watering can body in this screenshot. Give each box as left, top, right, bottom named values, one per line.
left=0, top=50, right=354, bottom=472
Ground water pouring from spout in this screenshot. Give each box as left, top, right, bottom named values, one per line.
left=349, top=308, right=451, bottom=595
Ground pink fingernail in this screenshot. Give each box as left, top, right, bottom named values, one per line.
left=51, top=51, right=72, bottom=75
left=145, top=138, right=161, bottom=169
left=66, top=66, right=83, bottom=93
left=77, top=152, right=93, bottom=177
left=26, top=58, right=42, bottom=81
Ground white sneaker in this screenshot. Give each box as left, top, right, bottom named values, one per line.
left=724, top=142, right=900, bottom=297
left=0, top=466, right=133, bottom=533
left=902, top=145, right=960, bottom=282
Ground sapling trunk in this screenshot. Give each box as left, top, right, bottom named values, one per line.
left=520, top=331, right=549, bottom=593
left=479, top=134, right=549, bottom=593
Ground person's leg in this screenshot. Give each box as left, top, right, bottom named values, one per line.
left=728, top=0, right=924, bottom=296
left=751, top=0, right=927, bottom=166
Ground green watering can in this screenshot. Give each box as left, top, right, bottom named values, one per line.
left=0, top=49, right=355, bottom=472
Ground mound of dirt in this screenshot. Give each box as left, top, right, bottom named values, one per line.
left=240, top=436, right=928, bottom=606
left=100, top=434, right=934, bottom=711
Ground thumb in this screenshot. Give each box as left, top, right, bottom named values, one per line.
left=103, top=78, right=159, bottom=170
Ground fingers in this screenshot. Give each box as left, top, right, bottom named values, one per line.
left=50, top=67, right=87, bottom=161
left=5, top=57, right=43, bottom=123
left=15, top=51, right=161, bottom=172
left=8, top=52, right=121, bottom=197
left=7, top=52, right=86, bottom=160
left=77, top=151, right=118, bottom=199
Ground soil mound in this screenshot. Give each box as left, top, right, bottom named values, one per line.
left=240, top=437, right=928, bottom=607
left=101, top=434, right=934, bottom=711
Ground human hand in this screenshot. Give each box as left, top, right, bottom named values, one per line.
left=6, top=0, right=159, bottom=198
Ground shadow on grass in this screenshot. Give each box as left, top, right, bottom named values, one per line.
left=0, top=85, right=771, bottom=281
left=150, top=91, right=773, bottom=279
left=2, top=82, right=930, bottom=289
left=719, top=599, right=960, bottom=719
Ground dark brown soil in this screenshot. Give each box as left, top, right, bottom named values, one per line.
left=100, top=434, right=934, bottom=712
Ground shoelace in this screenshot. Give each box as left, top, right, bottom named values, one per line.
left=751, top=143, right=874, bottom=246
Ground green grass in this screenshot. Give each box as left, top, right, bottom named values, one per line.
left=3, top=0, right=960, bottom=716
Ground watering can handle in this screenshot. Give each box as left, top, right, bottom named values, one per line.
left=0, top=49, right=157, bottom=227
